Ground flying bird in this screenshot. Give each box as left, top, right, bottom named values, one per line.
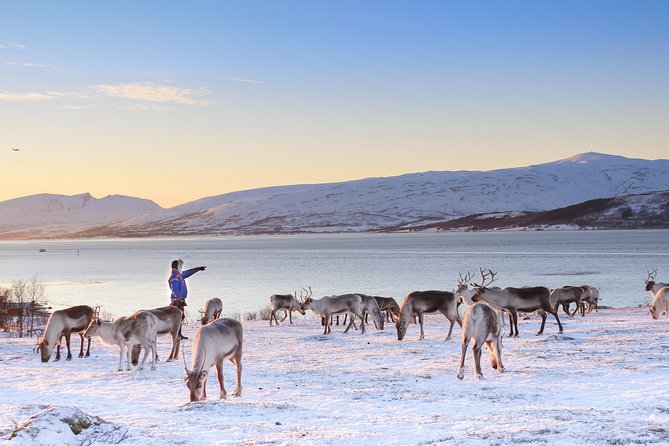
left=11, top=148, right=20, bottom=152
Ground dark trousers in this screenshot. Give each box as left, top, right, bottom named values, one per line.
left=171, top=299, right=186, bottom=335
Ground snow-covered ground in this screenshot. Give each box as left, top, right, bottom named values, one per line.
left=2, top=307, right=669, bottom=445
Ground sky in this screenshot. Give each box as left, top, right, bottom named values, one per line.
left=1, top=1, right=668, bottom=208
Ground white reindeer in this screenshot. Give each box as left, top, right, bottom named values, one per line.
left=84, top=310, right=158, bottom=371
left=457, top=303, right=505, bottom=380
left=269, top=291, right=306, bottom=326
left=37, top=305, right=95, bottom=362
left=184, top=318, right=243, bottom=402
left=201, top=298, right=223, bottom=325
left=301, top=294, right=370, bottom=335
left=647, top=287, right=669, bottom=320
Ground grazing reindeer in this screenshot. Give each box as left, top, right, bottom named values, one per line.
left=269, top=289, right=307, bottom=326
left=301, top=294, right=368, bottom=335
left=395, top=290, right=462, bottom=341
left=201, top=298, right=223, bottom=325
left=457, top=303, right=504, bottom=380
left=645, top=269, right=668, bottom=295
left=373, top=296, right=400, bottom=322
left=353, top=294, right=385, bottom=330
left=580, top=286, right=600, bottom=314
left=470, top=269, right=563, bottom=337
left=646, top=286, right=669, bottom=320
left=184, top=318, right=243, bottom=402
left=84, top=311, right=158, bottom=371
left=130, top=305, right=182, bottom=366
left=37, top=305, right=95, bottom=362
left=549, top=286, right=586, bottom=316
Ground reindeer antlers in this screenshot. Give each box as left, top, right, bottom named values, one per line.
left=457, top=272, right=474, bottom=286
left=471, top=268, right=497, bottom=289
left=646, top=268, right=658, bottom=283
left=297, top=286, right=312, bottom=305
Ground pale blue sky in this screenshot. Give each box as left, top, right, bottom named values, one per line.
left=1, top=1, right=667, bottom=207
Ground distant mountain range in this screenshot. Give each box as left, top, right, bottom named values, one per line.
left=1, top=152, right=668, bottom=239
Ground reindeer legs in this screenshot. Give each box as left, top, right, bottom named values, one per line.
left=78, top=332, right=85, bottom=358
left=216, top=360, right=226, bottom=399
left=65, top=332, right=73, bottom=360
left=417, top=312, right=425, bottom=340
left=230, top=348, right=243, bottom=397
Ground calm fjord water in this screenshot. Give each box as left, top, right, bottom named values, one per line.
left=1, top=231, right=668, bottom=319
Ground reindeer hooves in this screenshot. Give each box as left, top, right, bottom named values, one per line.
left=85, top=353, right=90, bottom=357
left=66, top=357, right=72, bottom=361
left=219, top=393, right=227, bottom=400
left=232, top=389, right=242, bottom=398
left=456, top=371, right=464, bottom=380
left=476, top=374, right=484, bottom=380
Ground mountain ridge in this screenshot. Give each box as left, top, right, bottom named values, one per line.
left=1, top=152, right=668, bottom=239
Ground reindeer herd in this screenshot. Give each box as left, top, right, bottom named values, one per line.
left=32, top=268, right=668, bottom=400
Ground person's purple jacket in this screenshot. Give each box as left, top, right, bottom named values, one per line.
left=169, top=267, right=202, bottom=301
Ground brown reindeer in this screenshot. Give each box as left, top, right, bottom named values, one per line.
left=37, top=305, right=95, bottom=362
left=130, top=305, right=183, bottom=366
left=395, top=290, right=461, bottom=341
left=470, top=268, right=563, bottom=337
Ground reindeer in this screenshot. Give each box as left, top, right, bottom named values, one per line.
left=395, top=290, right=462, bottom=341
left=201, top=298, right=223, bottom=325
left=373, top=296, right=400, bottom=322
left=580, top=286, right=600, bottom=314
left=37, top=305, right=95, bottom=362
left=184, top=318, right=243, bottom=402
left=301, top=294, right=372, bottom=335
left=84, top=310, right=158, bottom=371
left=644, top=269, right=668, bottom=295
left=130, top=305, right=183, bottom=366
left=470, top=268, right=563, bottom=337
left=456, top=303, right=504, bottom=380
left=549, top=286, right=586, bottom=316
left=269, top=289, right=307, bottom=326
left=645, top=285, right=669, bottom=320
left=352, top=293, right=385, bottom=330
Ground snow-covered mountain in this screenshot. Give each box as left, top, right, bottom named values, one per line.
left=70, top=152, right=669, bottom=237
left=2, top=152, right=667, bottom=239
left=0, top=193, right=162, bottom=238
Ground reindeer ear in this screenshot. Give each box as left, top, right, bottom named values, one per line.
left=199, top=371, right=208, bottom=379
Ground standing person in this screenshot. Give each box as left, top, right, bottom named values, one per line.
left=169, top=259, right=206, bottom=340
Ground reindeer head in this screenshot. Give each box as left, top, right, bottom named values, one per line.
left=83, top=318, right=102, bottom=339
left=645, top=269, right=658, bottom=291
left=470, top=268, right=497, bottom=302
left=455, top=272, right=475, bottom=304
left=35, top=336, right=53, bottom=363
left=298, top=287, right=313, bottom=312
left=184, top=351, right=207, bottom=402
left=395, top=317, right=408, bottom=340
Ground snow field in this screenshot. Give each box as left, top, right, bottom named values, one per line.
left=1, top=307, right=669, bottom=445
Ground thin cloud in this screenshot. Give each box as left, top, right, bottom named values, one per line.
left=117, top=104, right=176, bottom=112
left=0, top=90, right=94, bottom=102
left=92, top=82, right=214, bottom=105
left=0, top=41, right=26, bottom=49
left=0, top=91, right=64, bottom=102
left=5, top=62, right=49, bottom=68
left=228, top=77, right=264, bottom=85
left=56, top=104, right=97, bottom=110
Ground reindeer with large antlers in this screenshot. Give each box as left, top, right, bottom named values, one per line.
left=644, top=270, right=669, bottom=320
left=470, top=268, right=563, bottom=337
left=645, top=269, right=668, bottom=295
left=269, top=288, right=308, bottom=326
left=184, top=318, right=243, bottom=402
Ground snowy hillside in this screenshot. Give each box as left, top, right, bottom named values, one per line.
left=400, top=190, right=669, bottom=232
left=80, top=152, right=669, bottom=237
left=0, top=193, right=162, bottom=238
left=2, top=152, right=668, bottom=239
